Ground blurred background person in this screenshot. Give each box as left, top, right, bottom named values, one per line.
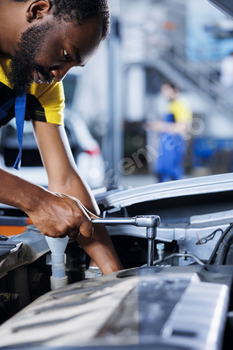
left=146, top=82, right=193, bottom=182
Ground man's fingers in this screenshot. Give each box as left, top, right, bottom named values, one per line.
left=58, top=233, right=67, bottom=239
left=88, top=211, right=99, bottom=219
left=72, top=197, right=98, bottom=237
left=33, top=193, right=97, bottom=239
left=68, top=231, right=79, bottom=240
left=79, top=220, right=94, bottom=238
left=75, top=199, right=99, bottom=219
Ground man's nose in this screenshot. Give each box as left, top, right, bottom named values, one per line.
left=50, top=65, right=70, bottom=82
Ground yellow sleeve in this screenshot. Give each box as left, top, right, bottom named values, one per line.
left=28, top=81, right=65, bottom=126
left=169, top=98, right=192, bottom=124
left=0, top=56, right=65, bottom=126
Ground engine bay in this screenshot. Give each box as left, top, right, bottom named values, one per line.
left=1, top=174, right=233, bottom=349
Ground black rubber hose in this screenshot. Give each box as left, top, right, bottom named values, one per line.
left=207, top=223, right=233, bottom=265
left=214, top=226, right=233, bottom=265
left=214, top=241, right=231, bottom=265
left=225, top=245, right=233, bottom=265
left=214, top=230, right=233, bottom=265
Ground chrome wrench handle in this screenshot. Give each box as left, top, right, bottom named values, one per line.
left=91, top=215, right=160, bottom=266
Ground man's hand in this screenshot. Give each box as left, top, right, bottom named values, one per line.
left=25, top=191, right=97, bottom=240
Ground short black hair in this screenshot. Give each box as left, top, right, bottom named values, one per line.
left=13, top=0, right=111, bottom=39
left=162, top=80, right=179, bottom=92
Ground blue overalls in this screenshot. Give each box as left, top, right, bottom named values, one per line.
left=154, top=113, right=186, bottom=182
left=0, top=91, right=26, bottom=170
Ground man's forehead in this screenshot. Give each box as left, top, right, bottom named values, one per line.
left=65, top=21, right=103, bottom=65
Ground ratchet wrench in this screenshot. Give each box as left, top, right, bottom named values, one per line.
left=91, top=215, right=160, bottom=266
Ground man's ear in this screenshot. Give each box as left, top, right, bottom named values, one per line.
left=26, top=0, right=51, bottom=23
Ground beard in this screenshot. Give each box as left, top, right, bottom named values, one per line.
left=8, top=23, right=54, bottom=93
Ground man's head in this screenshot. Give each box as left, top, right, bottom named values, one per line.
left=160, top=82, right=179, bottom=101
left=8, top=0, right=110, bottom=92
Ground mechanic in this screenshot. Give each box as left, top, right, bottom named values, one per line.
left=0, top=0, right=123, bottom=274
left=145, top=82, right=192, bottom=182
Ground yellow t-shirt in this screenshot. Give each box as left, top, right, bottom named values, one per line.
left=0, top=55, right=65, bottom=126
left=169, top=98, right=192, bottom=124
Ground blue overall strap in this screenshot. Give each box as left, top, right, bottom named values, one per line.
left=0, top=96, right=16, bottom=120
left=13, top=91, right=27, bottom=170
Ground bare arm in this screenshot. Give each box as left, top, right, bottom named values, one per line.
left=0, top=168, right=47, bottom=212
left=32, top=121, right=123, bottom=274
left=145, top=120, right=188, bottom=134
left=0, top=168, right=93, bottom=238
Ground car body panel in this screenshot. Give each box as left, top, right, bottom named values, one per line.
left=0, top=266, right=230, bottom=350
left=96, top=173, right=233, bottom=209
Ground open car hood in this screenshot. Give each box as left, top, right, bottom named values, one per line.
left=96, top=173, right=233, bottom=209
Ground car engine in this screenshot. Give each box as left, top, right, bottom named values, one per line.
left=0, top=173, right=233, bottom=350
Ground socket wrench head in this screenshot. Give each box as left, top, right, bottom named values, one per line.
left=135, top=215, right=160, bottom=228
